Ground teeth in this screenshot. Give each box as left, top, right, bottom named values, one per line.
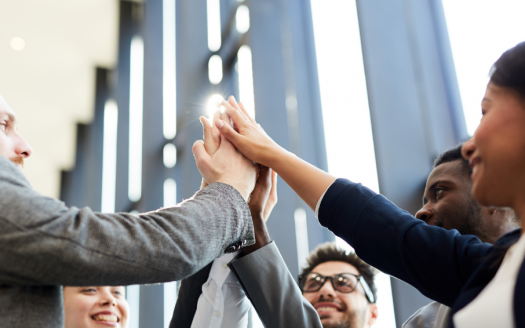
left=93, top=314, right=118, bottom=322
left=317, top=307, right=337, bottom=312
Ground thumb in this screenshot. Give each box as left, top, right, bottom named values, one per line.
left=192, top=140, right=211, bottom=169
left=216, top=119, right=243, bottom=147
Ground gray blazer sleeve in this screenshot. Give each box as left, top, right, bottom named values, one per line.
left=0, top=156, right=254, bottom=286
left=228, top=242, right=322, bottom=328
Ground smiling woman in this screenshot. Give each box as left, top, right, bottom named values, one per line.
left=63, top=286, right=129, bottom=328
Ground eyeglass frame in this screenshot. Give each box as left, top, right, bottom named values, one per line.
left=298, top=272, right=376, bottom=304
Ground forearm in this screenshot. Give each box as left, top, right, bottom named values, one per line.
left=230, top=242, right=322, bottom=328
left=0, top=164, right=254, bottom=286
left=242, top=211, right=271, bottom=255
left=319, top=179, right=492, bottom=306
left=270, top=148, right=336, bottom=211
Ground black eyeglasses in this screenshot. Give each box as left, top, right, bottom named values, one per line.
left=298, top=272, right=376, bottom=303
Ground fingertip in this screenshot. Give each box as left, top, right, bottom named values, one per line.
left=200, top=116, right=211, bottom=127
left=193, top=139, right=204, bottom=147
left=215, top=119, right=225, bottom=129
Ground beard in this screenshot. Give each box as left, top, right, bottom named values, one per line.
left=320, top=306, right=367, bottom=328
left=10, top=155, right=24, bottom=168
left=458, top=198, right=484, bottom=237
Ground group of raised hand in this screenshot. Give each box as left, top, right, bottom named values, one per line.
left=194, top=96, right=279, bottom=251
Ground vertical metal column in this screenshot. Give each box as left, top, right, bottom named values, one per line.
left=249, top=0, right=331, bottom=278
left=115, top=1, right=140, bottom=213
left=173, top=0, right=210, bottom=202
left=355, top=0, right=467, bottom=326
left=137, top=0, right=167, bottom=326
left=59, top=68, right=109, bottom=211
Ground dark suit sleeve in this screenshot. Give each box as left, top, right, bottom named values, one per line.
left=318, top=179, right=493, bottom=307
left=229, top=242, right=323, bottom=328
left=170, top=262, right=213, bottom=328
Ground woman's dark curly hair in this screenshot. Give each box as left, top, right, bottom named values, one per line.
left=299, top=242, right=377, bottom=303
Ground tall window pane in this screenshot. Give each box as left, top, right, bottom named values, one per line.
left=442, top=0, right=525, bottom=135
left=310, top=1, right=395, bottom=327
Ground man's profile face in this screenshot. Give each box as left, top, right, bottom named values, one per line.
left=0, top=95, right=32, bottom=168
left=416, top=160, right=482, bottom=236
left=302, top=261, right=378, bottom=328
left=416, top=159, right=517, bottom=243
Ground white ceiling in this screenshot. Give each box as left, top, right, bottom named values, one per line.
left=0, top=0, right=119, bottom=198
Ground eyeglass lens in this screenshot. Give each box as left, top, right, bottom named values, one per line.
left=302, top=273, right=358, bottom=293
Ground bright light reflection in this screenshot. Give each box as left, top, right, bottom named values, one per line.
left=101, top=100, right=118, bottom=213
left=129, top=36, right=144, bottom=202
left=10, top=37, right=25, bottom=51
left=208, top=55, right=223, bottom=84
left=236, top=5, right=250, bottom=34
left=206, top=94, right=224, bottom=120
left=294, top=208, right=309, bottom=271
left=311, top=1, right=395, bottom=327
left=164, top=178, right=177, bottom=207
left=163, top=143, right=177, bottom=168
left=164, top=281, right=178, bottom=328
left=442, top=0, right=525, bottom=136
left=127, top=285, right=140, bottom=328
left=237, top=45, right=255, bottom=118
left=207, top=0, right=221, bottom=51
left=163, top=0, right=177, bottom=140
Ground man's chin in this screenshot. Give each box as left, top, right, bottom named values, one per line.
left=320, top=315, right=345, bottom=325
left=320, top=312, right=354, bottom=328
left=320, top=318, right=351, bottom=328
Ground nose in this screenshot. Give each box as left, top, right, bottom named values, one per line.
left=99, top=291, right=117, bottom=307
left=415, top=206, right=433, bottom=223
left=318, top=279, right=337, bottom=298
left=14, top=132, right=32, bottom=158
left=462, top=136, right=475, bottom=161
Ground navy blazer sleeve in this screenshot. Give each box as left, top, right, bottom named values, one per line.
left=318, top=179, right=493, bottom=307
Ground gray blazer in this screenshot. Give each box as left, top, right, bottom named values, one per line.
left=0, top=156, right=255, bottom=328
left=171, top=241, right=322, bottom=328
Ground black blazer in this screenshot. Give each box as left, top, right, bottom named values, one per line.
left=319, top=179, right=525, bottom=328
left=170, top=262, right=213, bottom=328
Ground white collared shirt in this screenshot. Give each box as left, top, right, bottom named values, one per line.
left=191, top=252, right=252, bottom=328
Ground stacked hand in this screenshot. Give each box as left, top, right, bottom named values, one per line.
left=192, top=100, right=258, bottom=201
left=213, top=96, right=336, bottom=210
left=195, top=96, right=278, bottom=253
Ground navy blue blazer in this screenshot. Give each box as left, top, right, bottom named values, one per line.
left=319, top=179, right=525, bottom=328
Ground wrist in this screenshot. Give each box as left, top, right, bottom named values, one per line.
left=242, top=213, right=271, bottom=255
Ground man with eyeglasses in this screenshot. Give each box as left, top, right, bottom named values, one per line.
left=299, top=242, right=378, bottom=328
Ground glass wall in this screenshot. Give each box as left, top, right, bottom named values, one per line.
left=310, top=1, right=395, bottom=327
left=442, top=0, right=525, bottom=135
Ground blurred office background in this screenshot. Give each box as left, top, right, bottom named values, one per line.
left=1, top=0, right=524, bottom=327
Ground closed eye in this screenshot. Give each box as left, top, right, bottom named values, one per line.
left=82, top=288, right=97, bottom=293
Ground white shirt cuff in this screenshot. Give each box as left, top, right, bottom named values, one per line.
left=315, top=182, right=335, bottom=218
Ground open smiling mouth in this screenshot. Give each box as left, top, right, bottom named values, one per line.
left=315, top=302, right=343, bottom=315
left=92, top=314, right=120, bottom=324
left=316, top=306, right=341, bottom=313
